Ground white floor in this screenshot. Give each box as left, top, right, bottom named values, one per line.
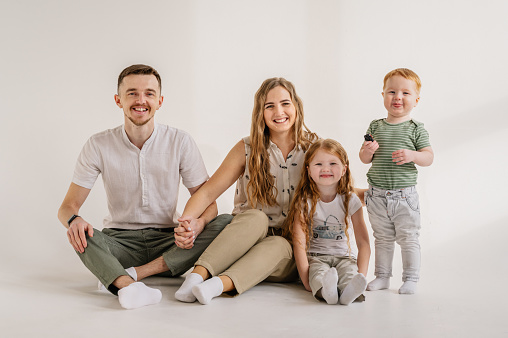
left=2, top=220, right=507, bottom=338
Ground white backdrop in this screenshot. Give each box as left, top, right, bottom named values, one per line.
left=1, top=0, right=507, bottom=279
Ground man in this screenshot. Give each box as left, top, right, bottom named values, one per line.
left=57, top=64, right=230, bottom=309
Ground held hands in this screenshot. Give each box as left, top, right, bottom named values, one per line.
left=67, top=217, right=93, bottom=253
left=175, top=216, right=205, bottom=250
left=392, top=149, right=415, bottom=165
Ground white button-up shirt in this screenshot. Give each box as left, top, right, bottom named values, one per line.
left=73, top=123, right=209, bottom=229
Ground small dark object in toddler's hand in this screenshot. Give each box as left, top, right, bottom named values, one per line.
left=364, top=134, right=374, bottom=142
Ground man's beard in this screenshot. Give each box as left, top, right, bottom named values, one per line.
left=125, top=112, right=155, bottom=127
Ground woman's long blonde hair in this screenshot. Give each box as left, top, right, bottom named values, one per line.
left=284, top=139, right=355, bottom=253
left=246, top=77, right=317, bottom=208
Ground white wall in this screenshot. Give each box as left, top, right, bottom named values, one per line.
left=1, top=0, right=507, bottom=268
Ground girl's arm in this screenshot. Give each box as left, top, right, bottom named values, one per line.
left=292, top=213, right=311, bottom=292
left=351, top=208, right=371, bottom=276
left=353, top=187, right=367, bottom=206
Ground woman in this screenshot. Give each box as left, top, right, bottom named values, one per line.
left=174, top=77, right=317, bottom=304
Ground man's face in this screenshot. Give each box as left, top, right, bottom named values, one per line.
left=114, top=74, right=163, bottom=127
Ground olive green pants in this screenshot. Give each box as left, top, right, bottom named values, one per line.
left=76, top=214, right=232, bottom=291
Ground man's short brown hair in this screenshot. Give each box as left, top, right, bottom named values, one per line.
left=117, top=64, right=162, bottom=93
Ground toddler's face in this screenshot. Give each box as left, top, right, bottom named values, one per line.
left=382, top=75, right=420, bottom=123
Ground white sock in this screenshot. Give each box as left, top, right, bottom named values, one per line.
left=339, top=274, right=367, bottom=305
left=366, top=277, right=390, bottom=291
left=321, top=268, right=339, bottom=305
left=118, top=282, right=162, bottom=310
left=398, top=281, right=417, bottom=294
left=98, top=267, right=137, bottom=291
left=192, top=276, right=223, bottom=305
left=175, top=273, right=203, bottom=303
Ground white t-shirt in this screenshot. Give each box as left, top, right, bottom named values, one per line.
left=72, top=123, right=209, bottom=229
left=308, top=193, right=362, bottom=257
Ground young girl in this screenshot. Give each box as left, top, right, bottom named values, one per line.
left=286, top=139, right=371, bottom=305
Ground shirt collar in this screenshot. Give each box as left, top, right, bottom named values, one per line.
left=121, top=123, right=159, bottom=149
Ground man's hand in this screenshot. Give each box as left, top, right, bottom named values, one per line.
left=67, top=217, right=94, bottom=253
left=174, top=216, right=205, bottom=249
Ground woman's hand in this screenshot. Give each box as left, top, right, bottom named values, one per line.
left=174, top=216, right=205, bottom=249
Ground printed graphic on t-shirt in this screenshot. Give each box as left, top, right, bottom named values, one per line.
left=313, top=215, right=346, bottom=241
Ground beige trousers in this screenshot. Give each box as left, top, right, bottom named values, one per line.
left=195, top=209, right=298, bottom=294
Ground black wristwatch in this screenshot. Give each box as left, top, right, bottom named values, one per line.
left=67, top=214, right=81, bottom=226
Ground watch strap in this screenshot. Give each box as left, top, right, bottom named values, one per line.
left=67, top=214, right=81, bottom=226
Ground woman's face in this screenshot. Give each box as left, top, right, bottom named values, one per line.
left=263, top=86, right=296, bottom=134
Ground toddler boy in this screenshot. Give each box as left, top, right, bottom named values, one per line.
left=359, top=68, right=434, bottom=294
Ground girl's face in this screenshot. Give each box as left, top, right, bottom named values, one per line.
left=263, top=86, right=296, bottom=135
left=308, top=149, right=346, bottom=189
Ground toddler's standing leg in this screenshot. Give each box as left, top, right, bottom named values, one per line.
left=366, top=193, right=394, bottom=291
left=394, top=188, right=421, bottom=295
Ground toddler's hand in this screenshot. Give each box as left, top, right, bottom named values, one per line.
left=392, top=149, right=415, bottom=165
left=362, top=140, right=379, bottom=154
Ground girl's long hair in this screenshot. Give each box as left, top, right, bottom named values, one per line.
left=246, top=77, right=317, bottom=208
left=284, top=139, right=355, bottom=253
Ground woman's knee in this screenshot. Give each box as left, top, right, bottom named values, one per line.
left=231, top=209, right=269, bottom=237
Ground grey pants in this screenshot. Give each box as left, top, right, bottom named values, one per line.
left=366, top=185, right=421, bottom=282
left=76, top=214, right=232, bottom=290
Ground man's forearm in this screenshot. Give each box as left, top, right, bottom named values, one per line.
left=58, top=204, right=79, bottom=229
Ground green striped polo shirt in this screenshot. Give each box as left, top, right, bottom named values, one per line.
left=366, top=119, right=431, bottom=190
